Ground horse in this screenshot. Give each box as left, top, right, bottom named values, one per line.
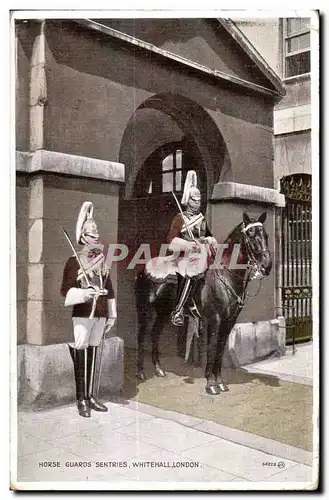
left=134, top=211, right=272, bottom=395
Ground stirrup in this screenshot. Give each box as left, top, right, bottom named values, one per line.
left=171, top=310, right=185, bottom=327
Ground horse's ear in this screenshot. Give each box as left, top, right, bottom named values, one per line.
left=243, top=212, right=251, bottom=226
left=258, top=212, right=267, bottom=224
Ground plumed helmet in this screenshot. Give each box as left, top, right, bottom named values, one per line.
left=181, top=170, right=201, bottom=206
left=75, top=201, right=94, bottom=245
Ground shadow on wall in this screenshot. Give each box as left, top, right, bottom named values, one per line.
left=40, top=19, right=273, bottom=127
left=92, top=18, right=270, bottom=87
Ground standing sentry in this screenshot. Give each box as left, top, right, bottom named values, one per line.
left=60, top=202, right=117, bottom=418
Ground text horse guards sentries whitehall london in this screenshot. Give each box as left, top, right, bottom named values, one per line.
left=135, top=171, right=272, bottom=395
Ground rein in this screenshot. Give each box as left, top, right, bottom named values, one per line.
left=211, top=222, right=266, bottom=309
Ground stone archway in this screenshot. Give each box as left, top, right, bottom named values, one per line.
left=120, top=93, right=230, bottom=202
left=117, top=93, right=231, bottom=353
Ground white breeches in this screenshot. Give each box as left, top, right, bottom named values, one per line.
left=68, top=317, right=106, bottom=350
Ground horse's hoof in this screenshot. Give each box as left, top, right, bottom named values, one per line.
left=217, top=382, right=229, bottom=392
left=205, top=385, right=221, bottom=395
left=155, top=366, right=166, bottom=377
left=136, top=371, right=146, bottom=382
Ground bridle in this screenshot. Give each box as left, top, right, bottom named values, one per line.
left=212, top=221, right=268, bottom=310
left=241, top=221, right=269, bottom=271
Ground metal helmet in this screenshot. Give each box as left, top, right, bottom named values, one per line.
left=181, top=170, right=200, bottom=206
left=75, top=201, right=95, bottom=245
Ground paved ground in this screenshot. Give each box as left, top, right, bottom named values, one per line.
left=13, top=342, right=318, bottom=491
left=121, top=343, right=314, bottom=451
left=244, top=342, right=314, bottom=386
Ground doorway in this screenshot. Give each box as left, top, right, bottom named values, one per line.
left=133, top=139, right=207, bottom=258
left=117, top=93, right=229, bottom=354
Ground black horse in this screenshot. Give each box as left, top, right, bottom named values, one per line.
left=135, top=212, right=272, bottom=395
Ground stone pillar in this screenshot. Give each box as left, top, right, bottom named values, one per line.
left=27, top=175, right=45, bottom=344
left=275, top=205, right=284, bottom=317
left=29, top=20, right=47, bottom=152
left=210, top=181, right=287, bottom=366
left=16, top=174, right=29, bottom=345
left=17, top=149, right=125, bottom=345
left=16, top=150, right=126, bottom=406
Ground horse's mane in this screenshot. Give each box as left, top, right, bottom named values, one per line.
left=224, top=222, right=244, bottom=245
left=206, top=221, right=244, bottom=271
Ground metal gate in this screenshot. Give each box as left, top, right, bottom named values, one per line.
left=281, top=174, right=312, bottom=345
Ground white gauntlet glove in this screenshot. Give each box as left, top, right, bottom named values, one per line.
left=105, top=318, right=116, bottom=332
left=105, top=299, right=117, bottom=333
left=64, top=287, right=91, bottom=307
left=64, top=287, right=108, bottom=307
left=200, top=236, right=217, bottom=246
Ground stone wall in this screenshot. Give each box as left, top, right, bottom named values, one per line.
left=18, top=335, right=124, bottom=408
left=223, top=316, right=286, bottom=368
left=16, top=174, right=29, bottom=344
left=40, top=21, right=275, bottom=187
left=210, top=183, right=284, bottom=324
left=16, top=150, right=124, bottom=346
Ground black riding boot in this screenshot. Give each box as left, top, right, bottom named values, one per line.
left=68, top=344, right=75, bottom=365
left=171, top=277, right=193, bottom=327
left=87, top=346, right=108, bottom=412
left=69, top=346, right=91, bottom=418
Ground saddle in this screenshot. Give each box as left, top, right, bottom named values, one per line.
left=145, top=255, right=179, bottom=283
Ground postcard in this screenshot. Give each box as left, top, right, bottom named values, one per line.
left=10, top=8, right=319, bottom=491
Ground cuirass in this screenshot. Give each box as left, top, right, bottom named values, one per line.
left=180, top=213, right=207, bottom=240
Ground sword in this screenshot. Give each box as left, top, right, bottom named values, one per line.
left=61, top=227, right=99, bottom=319
left=171, top=191, right=196, bottom=241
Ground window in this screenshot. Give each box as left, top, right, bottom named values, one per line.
left=161, top=150, right=183, bottom=193
left=135, top=143, right=190, bottom=197
left=283, top=18, right=311, bottom=78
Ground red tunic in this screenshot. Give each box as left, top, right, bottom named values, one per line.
left=60, top=257, right=115, bottom=318
left=167, top=212, right=211, bottom=243
left=164, top=212, right=213, bottom=278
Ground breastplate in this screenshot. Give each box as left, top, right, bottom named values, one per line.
left=180, top=213, right=207, bottom=240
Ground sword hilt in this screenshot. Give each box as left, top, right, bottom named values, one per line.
left=86, top=286, right=108, bottom=319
